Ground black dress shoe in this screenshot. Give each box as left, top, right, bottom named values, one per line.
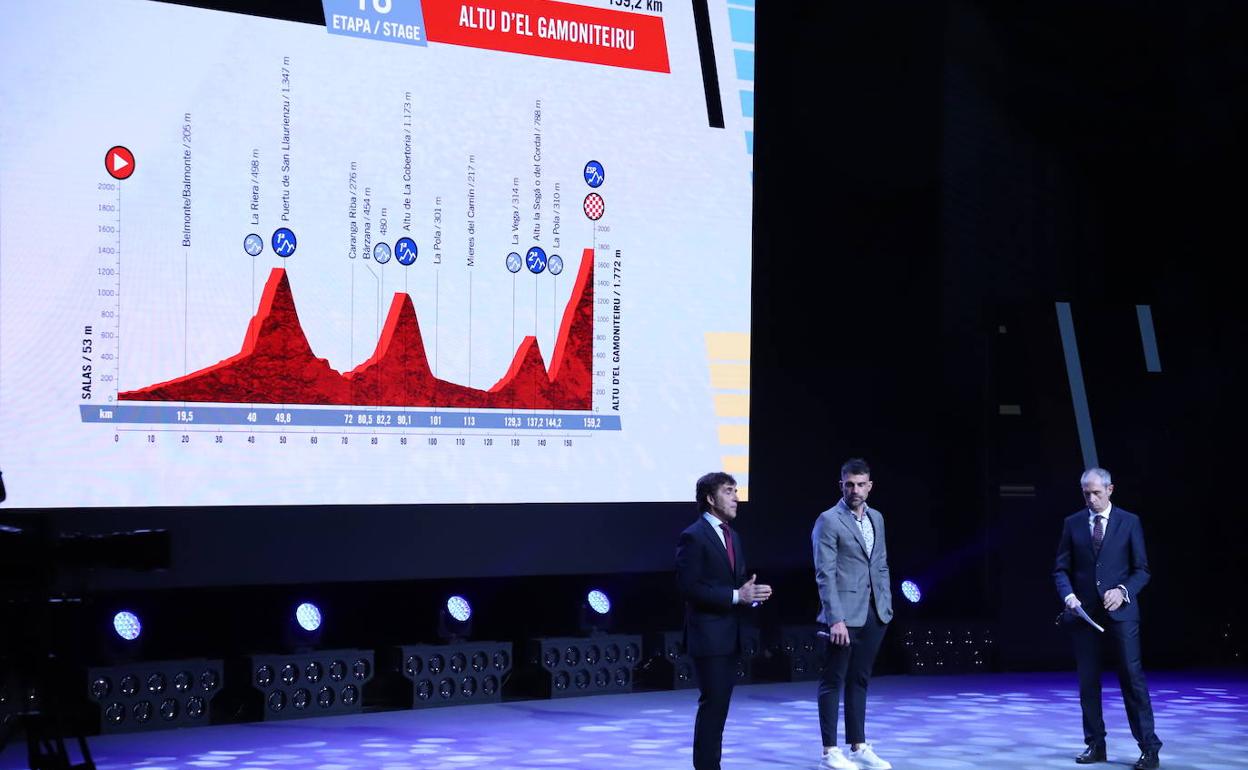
left=1133, top=749, right=1160, bottom=769
left=1075, top=744, right=1107, bottom=764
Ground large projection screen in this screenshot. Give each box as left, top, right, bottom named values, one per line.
left=0, top=0, right=754, bottom=509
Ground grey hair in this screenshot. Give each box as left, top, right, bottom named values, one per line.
left=1081, top=467, right=1112, bottom=486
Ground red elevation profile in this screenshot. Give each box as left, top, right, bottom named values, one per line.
left=120, top=249, right=594, bottom=409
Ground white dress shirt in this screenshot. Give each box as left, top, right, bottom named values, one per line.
left=1088, top=502, right=1113, bottom=536
left=851, top=507, right=875, bottom=557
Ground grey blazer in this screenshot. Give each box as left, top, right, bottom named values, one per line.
left=812, top=499, right=894, bottom=627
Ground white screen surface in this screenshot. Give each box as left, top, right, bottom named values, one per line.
left=0, top=0, right=753, bottom=507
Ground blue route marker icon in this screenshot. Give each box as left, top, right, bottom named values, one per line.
left=395, top=237, right=418, bottom=265
left=272, top=227, right=297, bottom=257
left=548, top=254, right=564, bottom=276
left=526, top=246, right=547, bottom=274
left=373, top=242, right=392, bottom=264
left=506, top=252, right=523, bottom=273
left=584, top=160, right=605, bottom=188
left=243, top=233, right=264, bottom=257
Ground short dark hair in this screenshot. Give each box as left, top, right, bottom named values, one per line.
left=695, top=471, right=737, bottom=512
left=840, top=458, right=871, bottom=479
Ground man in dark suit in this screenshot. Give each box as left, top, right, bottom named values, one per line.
left=676, top=471, right=772, bottom=770
left=811, top=458, right=894, bottom=770
left=1054, top=467, right=1163, bottom=769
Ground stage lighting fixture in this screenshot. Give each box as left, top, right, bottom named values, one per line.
left=579, top=589, right=614, bottom=634
left=328, top=660, right=346, bottom=680
left=901, top=580, right=922, bottom=603
left=587, top=589, right=611, bottom=614
left=87, top=658, right=222, bottom=733
left=282, top=600, right=325, bottom=650
left=524, top=634, right=641, bottom=699
left=387, top=641, right=513, bottom=709
left=295, top=602, right=322, bottom=632
left=639, top=628, right=761, bottom=690
left=246, top=649, right=373, bottom=721
left=900, top=623, right=997, bottom=674
left=101, top=606, right=151, bottom=665
left=758, top=625, right=826, bottom=681
left=640, top=631, right=694, bottom=689
left=447, top=595, right=472, bottom=622
left=112, top=611, right=142, bottom=641
left=438, top=595, right=474, bottom=642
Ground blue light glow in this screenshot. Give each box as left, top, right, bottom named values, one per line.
left=587, top=589, right=611, bottom=615
left=113, top=610, right=142, bottom=641
left=901, top=580, right=922, bottom=603
left=446, top=595, right=472, bottom=623
left=295, top=602, right=322, bottom=631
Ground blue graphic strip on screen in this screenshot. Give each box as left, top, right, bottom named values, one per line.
left=323, top=0, right=428, bottom=47
left=729, top=8, right=755, bottom=45
left=734, top=49, right=754, bottom=81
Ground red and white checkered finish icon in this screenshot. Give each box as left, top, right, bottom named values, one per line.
left=583, top=193, right=604, bottom=221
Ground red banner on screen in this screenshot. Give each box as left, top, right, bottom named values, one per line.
left=424, top=0, right=670, bottom=73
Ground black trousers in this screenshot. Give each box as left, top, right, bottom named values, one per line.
left=691, top=654, right=737, bottom=770
left=817, top=610, right=888, bottom=747
left=1069, top=614, right=1162, bottom=752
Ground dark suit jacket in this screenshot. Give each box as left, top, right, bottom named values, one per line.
left=676, top=515, right=749, bottom=658
left=1053, top=506, right=1151, bottom=622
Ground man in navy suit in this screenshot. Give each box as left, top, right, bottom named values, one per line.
left=676, top=471, right=772, bottom=770
left=1054, top=467, right=1163, bottom=769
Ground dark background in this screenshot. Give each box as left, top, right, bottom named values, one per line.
left=4, top=0, right=1246, bottom=673
left=751, top=0, right=1248, bottom=669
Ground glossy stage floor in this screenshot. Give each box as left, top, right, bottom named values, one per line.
left=3, top=671, right=1246, bottom=770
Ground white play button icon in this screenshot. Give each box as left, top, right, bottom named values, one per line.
left=105, top=146, right=135, bottom=180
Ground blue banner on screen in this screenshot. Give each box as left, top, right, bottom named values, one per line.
left=324, top=0, right=428, bottom=46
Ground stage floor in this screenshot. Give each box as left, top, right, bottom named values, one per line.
left=3, top=671, right=1246, bottom=770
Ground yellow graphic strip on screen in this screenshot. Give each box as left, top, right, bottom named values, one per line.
left=705, top=332, right=750, bottom=501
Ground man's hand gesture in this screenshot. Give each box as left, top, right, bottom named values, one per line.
left=739, top=573, right=772, bottom=604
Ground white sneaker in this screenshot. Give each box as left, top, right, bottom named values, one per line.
left=819, top=747, right=858, bottom=770
left=848, top=743, right=892, bottom=770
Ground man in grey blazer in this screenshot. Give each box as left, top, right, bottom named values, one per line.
left=811, top=458, right=894, bottom=770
